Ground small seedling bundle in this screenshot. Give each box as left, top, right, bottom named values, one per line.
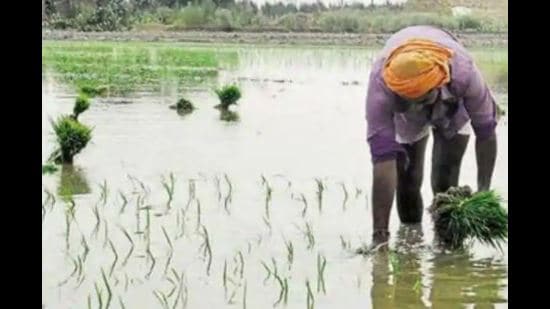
left=47, top=93, right=93, bottom=165
left=429, top=186, right=507, bottom=250
left=215, top=85, right=241, bottom=110
left=169, top=98, right=195, bottom=115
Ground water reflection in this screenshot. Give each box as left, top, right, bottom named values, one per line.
left=371, top=224, right=426, bottom=308
left=218, top=109, right=240, bottom=122
left=429, top=252, right=507, bottom=307
left=370, top=224, right=507, bottom=308
left=57, top=164, right=91, bottom=198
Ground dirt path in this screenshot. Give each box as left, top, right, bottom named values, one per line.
left=42, top=30, right=507, bottom=47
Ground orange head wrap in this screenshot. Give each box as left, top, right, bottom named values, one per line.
left=382, top=38, right=454, bottom=100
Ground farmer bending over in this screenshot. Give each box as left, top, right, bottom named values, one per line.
left=365, top=26, right=498, bottom=251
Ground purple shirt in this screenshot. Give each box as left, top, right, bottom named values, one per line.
left=366, top=26, right=498, bottom=163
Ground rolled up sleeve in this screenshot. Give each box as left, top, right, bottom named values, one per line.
left=366, top=71, right=404, bottom=163
left=463, top=64, right=498, bottom=140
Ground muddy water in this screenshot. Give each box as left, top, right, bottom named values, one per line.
left=42, top=45, right=508, bottom=308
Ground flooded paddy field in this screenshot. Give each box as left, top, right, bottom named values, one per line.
left=42, top=41, right=508, bottom=308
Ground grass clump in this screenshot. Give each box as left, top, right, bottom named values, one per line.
left=429, top=186, right=508, bottom=250
left=214, top=84, right=241, bottom=110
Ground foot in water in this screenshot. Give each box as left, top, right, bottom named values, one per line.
left=356, top=230, right=390, bottom=255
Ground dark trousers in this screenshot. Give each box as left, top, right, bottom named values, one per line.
left=396, top=129, right=469, bottom=223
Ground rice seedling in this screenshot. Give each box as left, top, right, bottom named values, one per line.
left=103, top=219, right=110, bottom=249
left=200, top=225, right=213, bottom=276
left=306, top=279, right=315, bottom=309
left=223, top=260, right=228, bottom=298
left=172, top=270, right=188, bottom=309
left=238, top=251, right=245, bottom=278
left=87, top=295, right=92, bottom=309
left=196, top=199, right=201, bottom=232
left=300, top=193, right=308, bottom=217
left=108, top=240, right=118, bottom=277
left=242, top=280, right=247, bottom=309
left=145, top=246, right=156, bottom=279
left=355, top=188, right=362, bottom=199
left=124, top=274, right=129, bottom=292
left=58, top=255, right=79, bottom=286
left=315, top=178, right=325, bottom=213
left=429, top=186, right=508, bottom=250
left=99, top=180, right=109, bottom=207
left=177, top=208, right=186, bottom=239
left=94, top=282, right=103, bottom=309
left=224, top=173, right=233, bottom=214
left=185, top=180, right=196, bottom=212
left=161, top=173, right=176, bottom=211
left=118, top=191, right=128, bottom=214
left=340, top=182, right=349, bottom=211
left=92, top=204, right=101, bottom=238
left=316, top=254, right=327, bottom=294
left=262, top=215, right=272, bottom=233
left=135, top=195, right=144, bottom=235
left=101, top=268, right=113, bottom=309
left=154, top=290, right=170, bottom=309
left=283, top=278, right=289, bottom=305
left=44, top=188, right=56, bottom=209
left=169, top=98, right=195, bottom=116
left=284, top=239, right=294, bottom=269
left=261, top=260, right=272, bottom=284
left=118, top=296, right=126, bottom=309
left=119, top=226, right=134, bottom=267
left=214, top=176, right=222, bottom=202
left=162, top=227, right=174, bottom=275
left=214, top=84, right=242, bottom=110
left=264, top=180, right=273, bottom=219
left=273, top=271, right=285, bottom=306
left=300, top=222, right=315, bottom=250
left=271, top=258, right=278, bottom=278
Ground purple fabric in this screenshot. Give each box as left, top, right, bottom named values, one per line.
left=366, top=26, right=498, bottom=163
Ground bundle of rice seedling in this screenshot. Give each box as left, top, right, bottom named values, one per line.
left=169, top=98, right=195, bottom=115
left=429, top=186, right=508, bottom=250
left=73, top=94, right=91, bottom=120
left=214, top=85, right=241, bottom=109
left=49, top=116, right=92, bottom=164
left=48, top=94, right=93, bottom=165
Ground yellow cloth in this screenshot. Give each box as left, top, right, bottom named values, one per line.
left=382, top=39, right=454, bottom=100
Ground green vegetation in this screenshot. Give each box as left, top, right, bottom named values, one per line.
left=214, top=84, right=241, bottom=109
left=50, top=116, right=93, bottom=164
left=43, top=1, right=507, bottom=34
left=429, top=186, right=508, bottom=250
left=42, top=41, right=237, bottom=94
left=169, top=98, right=195, bottom=115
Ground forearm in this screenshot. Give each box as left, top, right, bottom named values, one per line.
left=475, top=133, right=497, bottom=191
left=372, top=160, right=397, bottom=232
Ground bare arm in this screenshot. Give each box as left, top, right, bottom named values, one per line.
left=372, top=160, right=397, bottom=234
